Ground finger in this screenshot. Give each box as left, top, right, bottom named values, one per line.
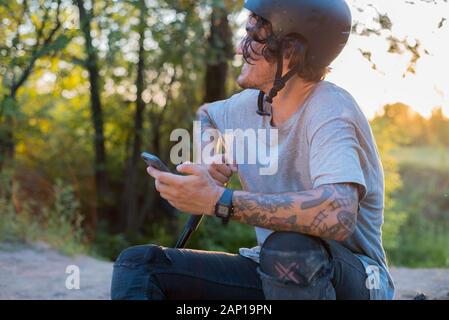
left=210, top=169, right=229, bottom=184
left=215, top=180, right=225, bottom=187
left=147, top=166, right=162, bottom=179
left=148, top=166, right=184, bottom=186
left=160, top=192, right=177, bottom=203
left=155, top=180, right=177, bottom=198
left=176, top=162, right=204, bottom=176
left=213, top=163, right=232, bottom=177
left=166, top=199, right=187, bottom=212
left=158, top=187, right=178, bottom=203
left=166, top=199, right=178, bottom=209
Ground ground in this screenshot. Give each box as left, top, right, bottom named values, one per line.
left=0, top=242, right=448, bottom=300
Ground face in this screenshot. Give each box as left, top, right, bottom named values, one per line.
left=236, top=14, right=276, bottom=91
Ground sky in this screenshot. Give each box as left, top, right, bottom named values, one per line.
left=235, top=0, right=449, bottom=119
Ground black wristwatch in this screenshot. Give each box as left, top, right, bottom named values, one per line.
left=214, top=188, right=234, bottom=225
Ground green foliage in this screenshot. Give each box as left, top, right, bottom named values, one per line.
left=91, top=218, right=177, bottom=261
left=0, top=172, right=87, bottom=256
left=371, top=115, right=449, bottom=267
left=0, top=170, right=39, bottom=243
left=182, top=215, right=257, bottom=253
left=90, top=227, right=130, bottom=261
left=391, top=145, right=449, bottom=170
left=371, top=117, right=407, bottom=252
left=36, top=34, right=71, bottom=60
left=372, top=103, right=449, bottom=147
left=0, top=97, right=19, bottom=119
left=41, top=179, right=87, bottom=255
left=387, top=163, right=449, bottom=267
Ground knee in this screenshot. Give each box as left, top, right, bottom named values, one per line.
left=111, top=244, right=171, bottom=300
left=114, top=244, right=171, bottom=267
left=260, top=232, right=331, bottom=285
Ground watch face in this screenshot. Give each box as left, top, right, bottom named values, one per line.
left=217, top=204, right=229, bottom=217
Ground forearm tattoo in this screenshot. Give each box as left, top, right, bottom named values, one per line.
left=232, top=183, right=359, bottom=241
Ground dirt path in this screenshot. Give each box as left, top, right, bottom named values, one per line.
left=0, top=243, right=111, bottom=300
left=0, top=242, right=448, bottom=300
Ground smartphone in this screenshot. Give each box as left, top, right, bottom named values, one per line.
left=141, top=152, right=170, bottom=172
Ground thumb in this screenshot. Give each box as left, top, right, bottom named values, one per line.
left=176, top=161, right=204, bottom=176
left=230, top=160, right=238, bottom=172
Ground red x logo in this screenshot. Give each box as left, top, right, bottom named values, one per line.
left=274, top=262, right=301, bottom=284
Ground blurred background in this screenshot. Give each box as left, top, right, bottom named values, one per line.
left=0, top=0, right=448, bottom=269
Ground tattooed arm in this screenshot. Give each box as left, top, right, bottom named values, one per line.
left=196, top=104, right=216, bottom=131
left=196, top=104, right=236, bottom=186
left=232, top=183, right=359, bottom=241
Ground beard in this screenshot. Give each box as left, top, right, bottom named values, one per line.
left=237, top=61, right=275, bottom=92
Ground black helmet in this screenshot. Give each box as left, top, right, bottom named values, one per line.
left=242, top=0, right=352, bottom=116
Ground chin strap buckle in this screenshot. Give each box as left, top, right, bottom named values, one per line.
left=257, top=91, right=272, bottom=116
left=256, top=109, right=271, bottom=116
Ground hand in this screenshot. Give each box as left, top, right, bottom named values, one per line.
left=147, top=162, right=225, bottom=216
left=206, top=154, right=238, bottom=186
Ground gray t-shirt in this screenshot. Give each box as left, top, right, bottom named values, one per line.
left=205, top=80, right=394, bottom=299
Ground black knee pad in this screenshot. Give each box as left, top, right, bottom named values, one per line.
left=259, top=232, right=335, bottom=300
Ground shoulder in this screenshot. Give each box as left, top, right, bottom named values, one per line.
left=199, top=89, right=259, bottom=130
left=205, top=89, right=259, bottom=127
left=304, top=81, right=367, bottom=136
left=305, top=81, right=362, bottom=121
left=206, top=89, right=259, bottom=114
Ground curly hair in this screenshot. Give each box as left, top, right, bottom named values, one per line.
left=241, top=13, right=330, bottom=82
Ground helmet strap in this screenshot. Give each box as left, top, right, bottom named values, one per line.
left=257, top=51, right=301, bottom=116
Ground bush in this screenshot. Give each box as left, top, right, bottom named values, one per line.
left=371, top=119, right=407, bottom=253
left=387, top=163, right=449, bottom=267
left=183, top=214, right=257, bottom=253
left=0, top=169, right=41, bottom=244
left=90, top=226, right=131, bottom=261
left=0, top=172, right=87, bottom=255
left=41, top=179, right=87, bottom=255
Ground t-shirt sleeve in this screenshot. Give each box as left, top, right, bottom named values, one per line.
left=203, top=99, right=228, bottom=132
left=195, top=92, right=246, bottom=164
left=308, top=115, right=367, bottom=199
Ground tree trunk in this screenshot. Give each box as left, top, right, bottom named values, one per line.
left=0, top=101, right=15, bottom=172
left=0, top=97, right=16, bottom=206
left=76, top=0, right=107, bottom=226
left=204, top=7, right=233, bottom=103
left=120, top=0, right=147, bottom=235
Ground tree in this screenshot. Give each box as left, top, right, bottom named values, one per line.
left=120, top=0, right=150, bottom=234
left=350, top=0, right=447, bottom=77
left=74, top=0, right=108, bottom=222
left=204, top=5, right=233, bottom=103
left=429, top=107, right=449, bottom=146
left=0, top=0, right=69, bottom=171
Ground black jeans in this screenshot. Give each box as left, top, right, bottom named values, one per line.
left=111, top=232, right=370, bottom=300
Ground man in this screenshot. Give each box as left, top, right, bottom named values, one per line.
left=111, top=0, right=395, bottom=300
